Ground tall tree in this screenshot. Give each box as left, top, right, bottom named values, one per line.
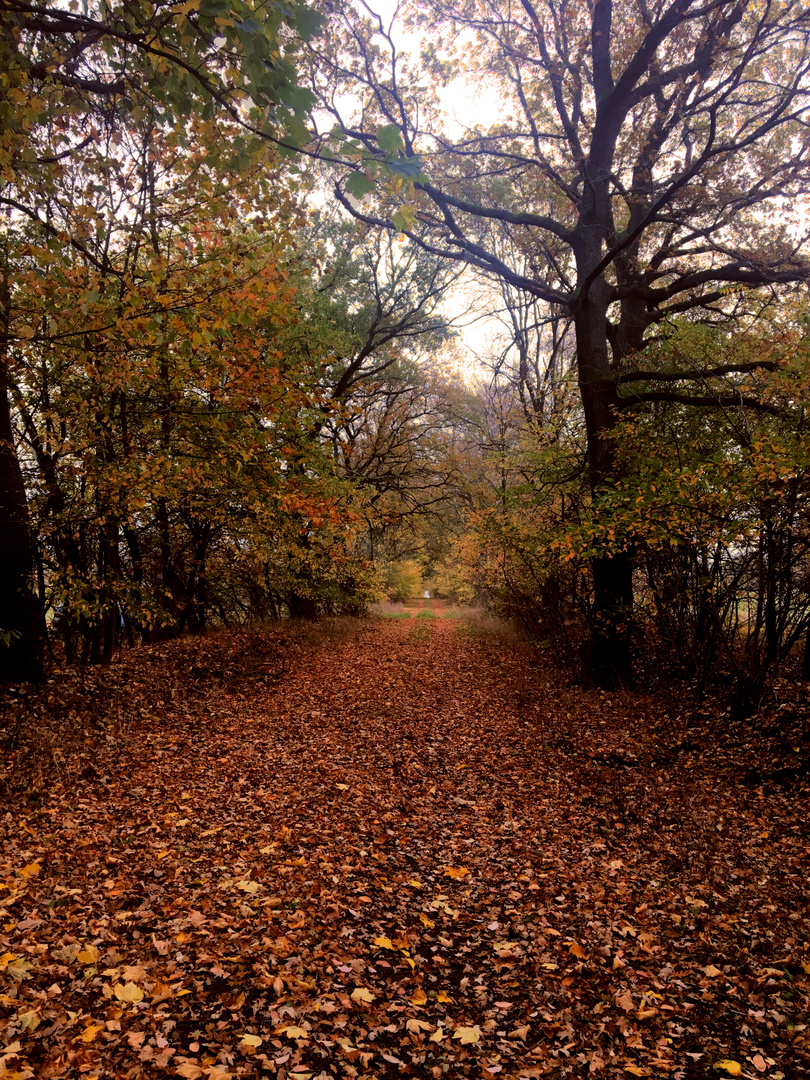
left=309, top=0, right=810, bottom=684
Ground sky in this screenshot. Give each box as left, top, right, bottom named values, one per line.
left=346, top=0, right=509, bottom=382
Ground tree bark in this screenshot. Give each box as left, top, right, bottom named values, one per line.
left=574, top=297, right=635, bottom=687
left=573, top=224, right=635, bottom=686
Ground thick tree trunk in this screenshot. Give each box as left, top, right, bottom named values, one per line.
left=0, top=276, right=46, bottom=682
left=573, top=281, right=635, bottom=688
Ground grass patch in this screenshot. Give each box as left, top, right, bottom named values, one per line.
left=453, top=615, right=525, bottom=647
left=415, top=609, right=436, bottom=619
left=383, top=611, right=413, bottom=620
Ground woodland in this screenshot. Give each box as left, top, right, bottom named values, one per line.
left=0, top=0, right=809, bottom=1077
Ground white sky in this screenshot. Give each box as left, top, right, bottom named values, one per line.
left=318, top=1, right=514, bottom=384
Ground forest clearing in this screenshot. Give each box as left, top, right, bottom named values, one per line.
left=1, top=611, right=808, bottom=1080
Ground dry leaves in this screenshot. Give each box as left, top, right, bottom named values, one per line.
left=0, top=614, right=807, bottom=1079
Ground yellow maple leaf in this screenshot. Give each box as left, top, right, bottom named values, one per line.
left=236, top=879, right=259, bottom=894
left=453, top=1025, right=481, bottom=1044
left=429, top=1027, right=445, bottom=1043
left=114, top=982, right=144, bottom=1003
left=443, top=866, right=470, bottom=880
left=278, top=1025, right=308, bottom=1039
left=77, top=945, right=99, bottom=965
left=239, top=1033, right=262, bottom=1049
left=437, top=990, right=452, bottom=1003
left=569, top=942, right=588, bottom=959
left=625, top=1068, right=649, bottom=1077
left=715, top=1063, right=742, bottom=1076
left=19, top=862, right=40, bottom=879
left=406, top=1018, right=433, bottom=1033
left=77, top=1024, right=104, bottom=1043
left=410, top=987, right=427, bottom=1005
left=175, top=1065, right=204, bottom=1080
left=373, top=936, right=394, bottom=949
left=350, top=987, right=375, bottom=1004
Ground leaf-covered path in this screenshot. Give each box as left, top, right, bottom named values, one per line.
left=1, top=618, right=808, bottom=1079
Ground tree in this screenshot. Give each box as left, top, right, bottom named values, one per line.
left=308, top=0, right=810, bottom=685
left=272, top=217, right=474, bottom=589
left=7, top=107, right=332, bottom=651
left=0, top=0, right=322, bottom=679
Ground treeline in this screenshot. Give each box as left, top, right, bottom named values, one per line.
left=448, top=308, right=810, bottom=709
left=3, top=120, right=471, bottom=670
left=0, top=4, right=472, bottom=679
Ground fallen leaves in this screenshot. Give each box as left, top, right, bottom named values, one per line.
left=277, top=1024, right=308, bottom=1039
left=0, top=617, right=807, bottom=1080
left=113, top=982, right=145, bottom=1003
left=76, top=1023, right=104, bottom=1043
left=234, top=878, right=259, bottom=894
left=715, top=1062, right=742, bottom=1076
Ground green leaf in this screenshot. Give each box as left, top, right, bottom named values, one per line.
left=280, top=84, right=316, bottom=115
left=344, top=172, right=376, bottom=200
left=294, top=4, right=325, bottom=41
left=376, top=123, right=403, bottom=155
left=387, top=155, right=423, bottom=178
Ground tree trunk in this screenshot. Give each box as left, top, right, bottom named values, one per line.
left=573, top=279, right=635, bottom=688
left=288, top=591, right=319, bottom=619
left=0, top=279, right=46, bottom=682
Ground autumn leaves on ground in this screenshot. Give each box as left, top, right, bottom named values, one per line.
left=1, top=611, right=808, bottom=1080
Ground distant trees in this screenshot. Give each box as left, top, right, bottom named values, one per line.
left=309, top=0, right=810, bottom=685
left=288, top=219, right=477, bottom=585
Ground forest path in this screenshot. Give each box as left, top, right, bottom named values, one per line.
left=1, top=619, right=807, bottom=1078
